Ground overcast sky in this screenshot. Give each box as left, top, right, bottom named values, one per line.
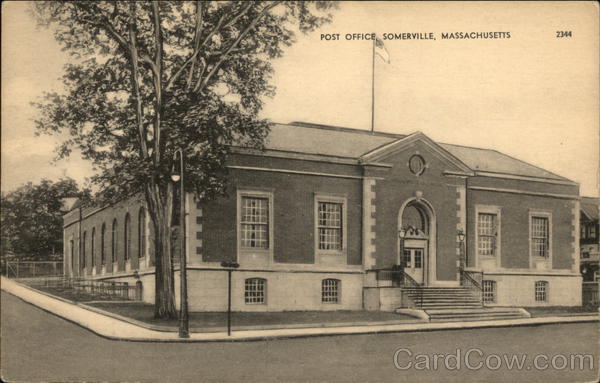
left=2, top=1, right=599, bottom=196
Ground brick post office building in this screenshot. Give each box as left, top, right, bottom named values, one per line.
left=63, top=122, right=582, bottom=313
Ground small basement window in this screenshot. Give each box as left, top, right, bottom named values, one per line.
left=322, top=279, right=340, bottom=303
left=245, top=278, right=266, bottom=304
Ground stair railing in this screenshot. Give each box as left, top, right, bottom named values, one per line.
left=374, top=267, right=424, bottom=308
left=400, top=270, right=423, bottom=309
left=460, top=268, right=484, bottom=305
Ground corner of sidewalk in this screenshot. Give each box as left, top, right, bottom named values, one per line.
left=2, top=276, right=598, bottom=343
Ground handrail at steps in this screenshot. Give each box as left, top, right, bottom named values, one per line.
left=460, top=268, right=483, bottom=304
left=373, top=267, right=424, bottom=308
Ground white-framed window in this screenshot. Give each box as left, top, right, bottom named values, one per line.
left=82, top=231, right=87, bottom=270
left=244, top=278, right=266, bottom=304
left=402, top=249, right=411, bottom=267
left=483, top=280, right=496, bottom=304
left=531, top=216, right=550, bottom=258
left=477, top=213, right=497, bottom=256
left=580, top=225, right=587, bottom=239
left=138, top=207, right=146, bottom=259
left=100, top=223, right=106, bottom=266
left=314, top=194, right=347, bottom=254
left=238, top=191, right=273, bottom=251
left=535, top=280, right=548, bottom=302
left=70, top=238, right=75, bottom=273
left=322, top=279, right=340, bottom=303
left=124, top=213, right=131, bottom=261
left=589, top=225, right=597, bottom=239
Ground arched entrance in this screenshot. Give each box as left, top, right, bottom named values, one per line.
left=398, top=198, right=436, bottom=285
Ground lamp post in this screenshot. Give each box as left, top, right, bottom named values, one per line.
left=221, top=261, right=240, bottom=336
left=171, top=148, right=189, bottom=338
left=457, top=229, right=466, bottom=285
left=395, top=228, right=407, bottom=286
left=399, top=227, right=407, bottom=267
left=457, top=229, right=466, bottom=269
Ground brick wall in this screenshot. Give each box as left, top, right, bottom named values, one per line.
left=200, top=155, right=363, bottom=266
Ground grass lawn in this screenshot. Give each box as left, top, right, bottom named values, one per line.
left=524, top=305, right=599, bottom=317
left=25, top=284, right=134, bottom=303
left=86, top=301, right=420, bottom=331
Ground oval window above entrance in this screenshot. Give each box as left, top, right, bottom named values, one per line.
left=408, top=155, right=426, bottom=176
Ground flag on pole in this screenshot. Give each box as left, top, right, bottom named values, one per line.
left=374, top=37, right=390, bottom=64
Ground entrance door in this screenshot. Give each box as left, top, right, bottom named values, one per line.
left=402, top=247, right=425, bottom=284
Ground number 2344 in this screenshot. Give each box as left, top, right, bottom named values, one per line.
left=556, top=31, right=572, bottom=38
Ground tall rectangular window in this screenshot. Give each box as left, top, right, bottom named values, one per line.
left=318, top=202, right=342, bottom=250
left=535, top=281, right=548, bottom=302
left=240, top=197, right=269, bottom=249
left=590, top=225, right=597, bottom=239
left=531, top=217, right=549, bottom=258
left=483, top=280, right=496, bottom=303
left=478, top=213, right=497, bottom=256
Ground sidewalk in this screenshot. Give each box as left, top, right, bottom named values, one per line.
left=2, top=277, right=598, bottom=342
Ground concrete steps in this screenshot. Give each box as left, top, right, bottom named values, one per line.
left=402, top=286, right=483, bottom=308
left=396, top=286, right=530, bottom=322
left=425, top=307, right=530, bottom=322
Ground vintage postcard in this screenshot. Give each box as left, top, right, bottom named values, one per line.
left=1, top=1, right=598, bottom=382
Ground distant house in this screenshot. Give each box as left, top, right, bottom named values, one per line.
left=63, top=122, right=582, bottom=312
left=580, top=196, right=599, bottom=281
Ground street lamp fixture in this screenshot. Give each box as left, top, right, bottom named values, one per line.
left=172, top=148, right=189, bottom=338
left=399, top=228, right=407, bottom=239
left=457, top=229, right=466, bottom=272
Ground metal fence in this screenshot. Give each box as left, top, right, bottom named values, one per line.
left=22, top=276, right=143, bottom=301
left=582, top=282, right=599, bottom=307
left=3, top=261, right=63, bottom=278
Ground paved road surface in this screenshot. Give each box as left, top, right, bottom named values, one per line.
left=1, top=291, right=598, bottom=382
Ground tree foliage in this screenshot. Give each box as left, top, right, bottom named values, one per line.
left=32, top=1, right=336, bottom=317
left=1, top=179, right=90, bottom=260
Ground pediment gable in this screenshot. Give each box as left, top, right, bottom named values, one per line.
left=359, top=132, right=474, bottom=174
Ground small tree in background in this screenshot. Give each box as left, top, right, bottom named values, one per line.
left=32, top=1, right=336, bottom=318
left=1, top=178, right=91, bottom=261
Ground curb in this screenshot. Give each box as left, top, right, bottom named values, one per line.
left=2, top=277, right=598, bottom=343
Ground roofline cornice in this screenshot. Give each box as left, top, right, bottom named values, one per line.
left=474, top=171, right=579, bottom=186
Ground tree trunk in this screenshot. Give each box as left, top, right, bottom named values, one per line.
left=145, top=180, right=177, bottom=319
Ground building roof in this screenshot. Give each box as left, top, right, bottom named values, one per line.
left=581, top=197, right=599, bottom=221
left=262, top=122, right=573, bottom=182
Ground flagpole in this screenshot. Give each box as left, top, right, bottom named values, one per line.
left=371, top=36, right=375, bottom=134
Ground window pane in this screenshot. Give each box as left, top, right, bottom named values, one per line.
left=478, top=213, right=496, bottom=256
left=322, top=279, right=340, bottom=303
left=403, top=249, right=411, bottom=267
left=535, top=281, right=548, bottom=302
left=318, top=202, right=342, bottom=250
left=240, top=197, right=269, bottom=249
left=245, top=278, right=266, bottom=304
left=531, top=217, right=549, bottom=257
left=414, top=250, right=422, bottom=268
left=483, top=280, right=496, bottom=303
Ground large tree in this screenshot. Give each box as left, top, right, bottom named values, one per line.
left=1, top=178, right=90, bottom=260
left=33, top=1, right=336, bottom=318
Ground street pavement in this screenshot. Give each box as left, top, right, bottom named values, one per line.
left=1, top=291, right=599, bottom=383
